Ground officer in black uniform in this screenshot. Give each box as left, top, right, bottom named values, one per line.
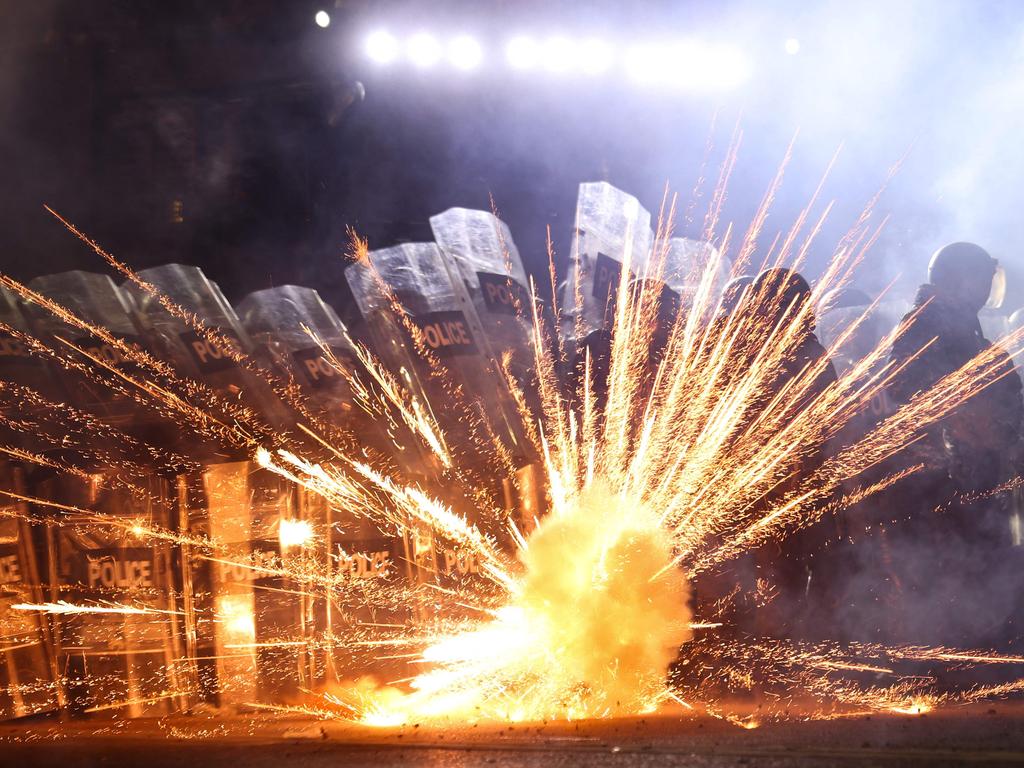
left=885, top=241, right=1023, bottom=647
left=749, top=268, right=837, bottom=406
left=710, top=269, right=838, bottom=640
left=755, top=269, right=838, bottom=635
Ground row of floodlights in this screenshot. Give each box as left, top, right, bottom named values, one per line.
left=351, top=29, right=761, bottom=90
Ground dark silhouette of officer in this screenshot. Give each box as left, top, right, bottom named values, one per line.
left=883, top=242, right=1023, bottom=647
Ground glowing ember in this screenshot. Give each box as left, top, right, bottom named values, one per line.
left=890, top=699, right=936, bottom=716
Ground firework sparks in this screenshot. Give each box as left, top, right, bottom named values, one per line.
left=0, top=147, right=1021, bottom=730
left=12, top=601, right=181, bottom=617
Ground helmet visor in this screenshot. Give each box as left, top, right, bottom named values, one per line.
left=986, top=264, right=1007, bottom=310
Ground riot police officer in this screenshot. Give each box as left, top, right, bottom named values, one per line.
left=749, top=268, right=837, bottom=399
left=884, top=242, right=1023, bottom=647
left=723, top=268, right=838, bottom=640
left=889, top=242, right=1020, bottom=496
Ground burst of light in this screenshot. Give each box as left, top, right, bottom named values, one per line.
left=578, top=38, right=613, bottom=75
left=701, top=43, right=751, bottom=89
left=314, top=10, right=331, bottom=29
left=407, top=32, right=443, bottom=68
left=448, top=35, right=483, bottom=71
left=624, top=40, right=750, bottom=90
left=218, top=594, right=257, bottom=641
left=365, top=30, right=399, bottom=64
left=358, top=32, right=748, bottom=91
left=890, top=698, right=936, bottom=716
left=505, top=35, right=539, bottom=69
left=674, top=41, right=750, bottom=90
left=665, top=40, right=703, bottom=84
left=279, top=517, right=315, bottom=548
left=542, top=36, right=576, bottom=72
left=624, top=43, right=667, bottom=84
left=784, top=37, right=801, bottom=55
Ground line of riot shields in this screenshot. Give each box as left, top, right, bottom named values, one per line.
left=0, top=205, right=560, bottom=720
left=0, top=186, right=751, bottom=720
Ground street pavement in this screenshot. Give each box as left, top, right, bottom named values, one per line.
left=3, top=702, right=1024, bottom=766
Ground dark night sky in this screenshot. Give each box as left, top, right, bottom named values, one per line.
left=4, top=0, right=1024, bottom=322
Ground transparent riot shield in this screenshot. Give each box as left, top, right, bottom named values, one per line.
left=429, top=208, right=534, bottom=367
left=0, top=291, right=62, bottom=720
left=187, top=461, right=323, bottom=706
left=0, top=284, right=64, bottom=406
left=235, top=285, right=367, bottom=432
left=658, top=237, right=732, bottom=316
left=121, top=263, right=290, bottom=430
left=344, top=251, right=445, bottom=474
left=26, top=271, right=155, bottom=428
left=123, top=266, right=300, bottom=706
left=346, top=248, right=504, bottom=596
left=346, top=243, right=527, bottom=466
left=295, top=484, right=419, bottom=684
left=429, top=209, right=546, bottom=515
left=19, top=273, right=190, bottom=718
left=0, top=462, right=59, bottom=720
left=562, top=182, right=653, bottom=338
left=817, top=299, right=908, bottom=471
left=817, top=300, right=908, bottom=378
left=979, top=309, right=1010, bottom=345
left=236, top=285, right=416, bottom=680
left=35, top=471, right=187, bottom=718
left=122, top=264, right=248, bottom=382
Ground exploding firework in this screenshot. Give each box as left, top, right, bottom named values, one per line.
left=0, top=145, right=1022, bottom=728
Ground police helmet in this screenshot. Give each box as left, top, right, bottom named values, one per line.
left=927, top=242, right=1005, bottom=310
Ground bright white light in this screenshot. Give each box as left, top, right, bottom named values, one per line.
left=542, top=36, right=576, bottom=73
left=314, top=10, right=330, bottom=28
left=279, top=518, right=315, bottom=549
left=652, top=40, right=751, bottom=91
left=624, top=44, right=668, bottom=84
left=664, top=40, right=704, bottom=87
left=784, top=37, right=800, bottom=55
left=506, top=36, right=539, bottom=69
left=578, top=38, right=613, bottom=75
left=700, top=43, right=750, bottom=90
left=407, top=32, right=443, bottom=68
left=365, top=30, right=399, bottom=64
left=448, top=35, right=483, bottom=70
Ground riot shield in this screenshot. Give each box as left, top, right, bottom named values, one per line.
left=429, top=208, right=534, bottom=367
left=0, top=462, right=59, bottom=720
left=188, top=461, right=323, bottom=705
left=430, top=208, right=549, bottom=532
left=817, top=300, right=907, bottom=378
left=658, top=237, right=732, bottom=313
left=34, top=471, right=187, bottom=718
left=26, top=268, right=155, bottom=428
left=119, top=265, right=297, bottom=708
left=346, top=242, right=526, bottom=466
left=0, top=290, right=63, bottom=720
left=979, top=309, right=1010, bottom=345
left=562, top=182, right=653, bottom=338
left=236, top=285, right=416, bottom=675
left=0, top=284, right=63, bottom=406
left=235, top=285, right=365, bottom=430
left=122, top=263, right=290, bottom=431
